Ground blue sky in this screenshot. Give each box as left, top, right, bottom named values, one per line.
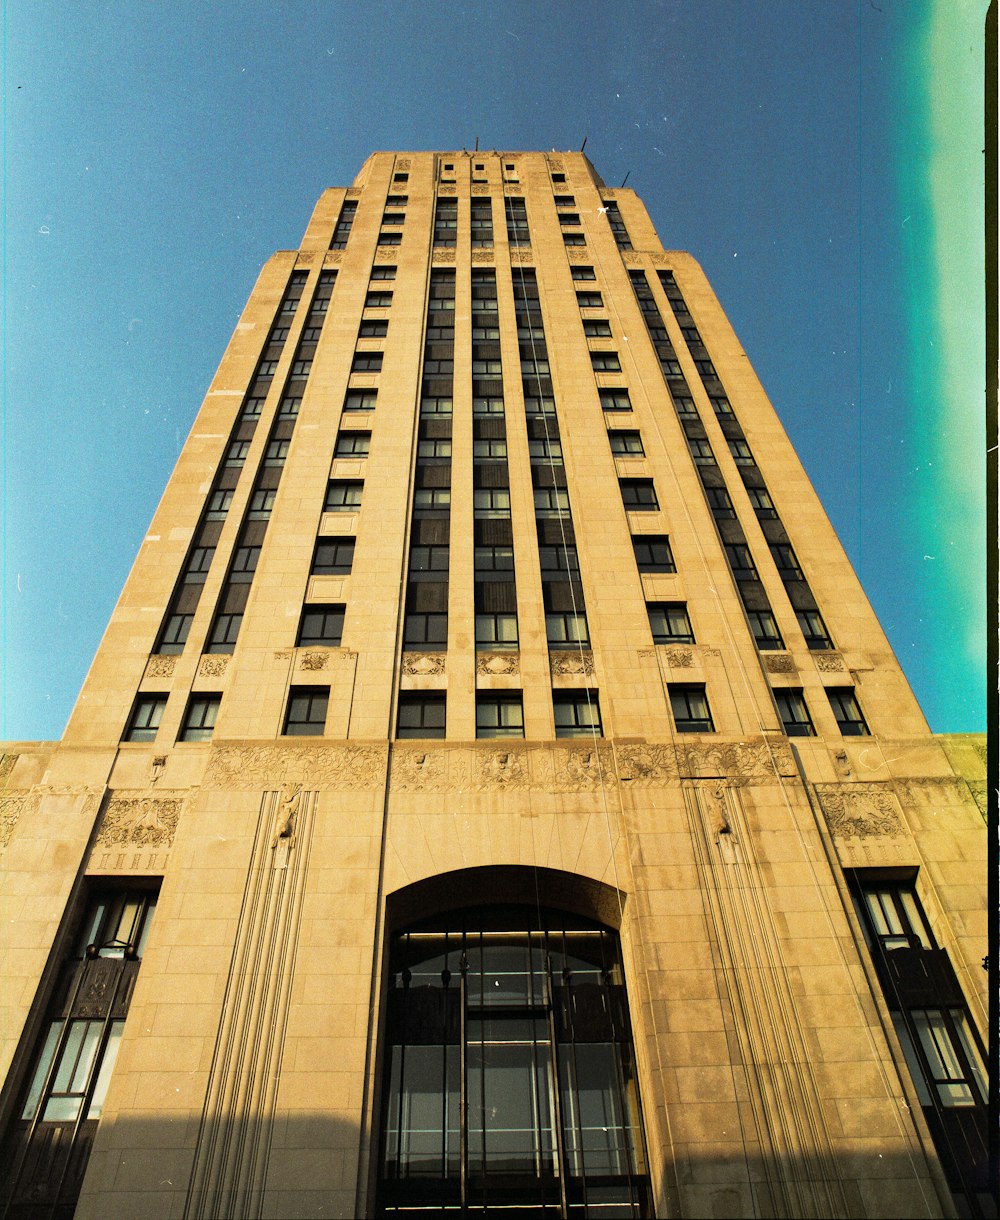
left=1, top=0, right=987, bottom=739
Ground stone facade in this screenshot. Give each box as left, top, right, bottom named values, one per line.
left=0, top=152, right=989, bottom=1220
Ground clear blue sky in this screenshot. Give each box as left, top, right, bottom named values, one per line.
left=1, top=0, right=987, bottom=740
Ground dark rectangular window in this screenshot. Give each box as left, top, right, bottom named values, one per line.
left=711, top=395, right=734, bottom=417
left=370, top=264, right=397, bottom=280
left=632, top=535, right=676, bottom=572
left=748, top=487, right=778, bottom=518
left=576, top=291, right=604, bottom=309
left=297, top=605, right=345, bottom=647
left=433, top=200, right=458, bottom=247
left=397, top=694, right=446, bottom=739
left=344, top=390, right=377, bottom=412
left=827, top=687, right=870, bottom=736
left=546, top=612, right=589, bottom=649
left=728, top=439, right=754, bottom=465
left=724, top=543, right=757, bottom=580
left=284, top=686, right=329, bottom=736
left=410, top=544, right=450, bottom=573
left=689, top=439, right=715, bottom=465
left=325, top=480, right=363, bottom=512
left=609, top=431, right=644, bottom=456
left=335, top=431, right=371, bottom=458
left=330, top=200, right=357, bottom=248
left=570, top=266, right=596, bottom=281
left=377, top=232, right=402, bottom=247
left=706, top=487, right=735, bottom=518
left=563, top=233, right=586, bottom=246
left=775, top=689, right=815, bottom=737
left=124, top=695, right=167, bottom=743
left=770, top=544, right=803, bottom=580
left=620, top=479, right=659, bottom=510
left=403, top=611, right=448, bottom=647
left=477, top=694, right=525, bottom=739
left=797, top=610, right=833, bottom=650
left=179, top=694, right=221, bottom=742
left=359, top=320, right=388, bottom=338
left=748, top=610, right=784, bottom=650
left=312, top=538, right=355, bottom=575
left=582, top=319, right=612, bottom=337
left=590, top=351, right=621, bottom=372
left=352, top=353, right=383, bottom=372
left=475, top=612, right=519, bottom=650
left=599, top=388, right=631, bottom=412
left=669, top=684, right=714, bottom=733
left=648, top=603, right=695, bottom=645
left=553, top=691, right=602, bottom=737
left=381, top=211, right=406, bottom=226
left=365, top=291, right=393, bottom=308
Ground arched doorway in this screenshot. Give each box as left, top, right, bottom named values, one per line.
left=375, top=874, right=653, bottom=1218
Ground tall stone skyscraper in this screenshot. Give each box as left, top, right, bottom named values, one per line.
left=0, top=152, right=989, bottom=1220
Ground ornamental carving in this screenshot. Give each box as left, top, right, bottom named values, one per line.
left=471, top=249, right=494, bottom=262
left=621, top=251, right=643, bottom=266
left=0, top=753, right=18, bottom=785
left=146, top=655, right=176, bottom=678
left=504, top=185, right=523, bottom=196
left=392, top=748, right=447, bottom=791
left=96, top=795, right=182, bottom=849
left=204, top=745, right=384, bottom=790
left=273, top=651, right=292, bottom=661
left=437, top=185, right=457, bottom=196
left=814, top=653, right=845, bottom=672
left=374, top=250, right=396, bottom=263
left=300, top=652, right=329, bottom=671
left=475, top=750, right=528, bottom=790
left=433, top=250, right=456, bottom=264
left=967, top=781, right=987, bottom=816
left=617, top=744, right=679, bottom=784
left=394, top=160, right=411, bottom=172
left=295, top=252, right=316, bottom=267
left=660, top=646, right=693, bottom=668
left=815, top=784, right=904, bottom=839
left=555, top=746, right=616, bottom=789
left=651, top=253, right=670, bottom=266
left=566, top=249, right=591, bottom=263
left=974, top=741, right=987, bottom=769
left=402, top=652, right=446, bottom=676
left=550, top=651, right=594, bottom=676
left=510, top=249, right=532, bottom=264
left=471, top=184, right=490, bottom=195
left=324, top=251, right=343, bottom=265
left=547, top=157, right=564, bottom=171
left=0, top=793, right=27, bottom=849
left=763, top=653, right=796, bottom=674
left=477, top=652, right=519, bottom=676
left=199, top=655, right=229, bottom=677
left=681, top=739, right=794, bottom=781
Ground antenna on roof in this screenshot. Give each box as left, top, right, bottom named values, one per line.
left=474, top=136, right=479, bottom=151
left=580, top=136, right=588, bottom=152
left=621, top=170, right=631, bottom=187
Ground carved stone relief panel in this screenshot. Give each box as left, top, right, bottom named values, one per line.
left=295, top=252, right=316, bottom=267
left=96, top=794, right=183, bottom=849
left=621, top=251, right=643, bottom=266
left=146, top=655, right=176, bottom=679
left=394, top=159, right=411, bottom=172
left=510, top=249, right=532, bottom=264
left=471, top=249, right=495, bottom=262
left=680, top=739, right=795, bottom=782
left=402, top=652, right=447, bottom=676
left=433, top=249, right=457, bottom=263
left=474, top=750, right=528, bottom=791
left=659, top=646, right=693, bottom=669
left=763, top=653, right=796, bottom=674
left=199, top=655, right=229, bottom=677
left=549, top=651, right=594, bottom=676
left=815, top=784, right=904, bottom=839
left=299, top=652, right=330, bottom=672
left=616, top=743, right=679, bottom=784
left=0, top=793, right=27, bottom=850
left=0, top=753, right=19, bottom=786
left=437, top=184, right=457, bottom=196
left=477, top=652, right=519, bottom=676
left=471, top=184, right=490, bottom=195
left=814, top=653, right=845, bottom=672
left=324, top=251, right=344, bottom=265
left=547, top=157, right=564, bottom=171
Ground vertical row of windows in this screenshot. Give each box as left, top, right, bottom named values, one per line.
left=470, top=198, right=494, bottom=248
left=329, top=199, right=357, bottom=249
left=656, top=271, right=835, bottom=653
left=472, top=270, right=519, bottom=659
left=433, top=198, right=457, bottom=247
left=204, top=271, right=336, bottom=656
left=378, top=195, right=406, bottom=247
left=403, top=271, right=454, bottom=655
left=626, top=271, right=787, bottom=654
left=513, top=269, right=601, bottom=737
left=504, top=196, right=529, bottom=247
left=155, top=271, right=310, bottom=655
left=602, top=199, right=632, bottom=249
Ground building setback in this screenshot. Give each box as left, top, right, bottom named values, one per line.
left=0, top=151, right=990, bottom=1220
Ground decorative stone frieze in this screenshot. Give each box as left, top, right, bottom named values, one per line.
left=763, top=653, right=796, bottom=674
left=475, top=750, right=528, bottom=791
left=659, top=646, right=693, bottom=668
left=471, top=184, right=490, bottom=195
left=680, top=739, right=795, bottom=781
left=199, top=655, right=229, bottom=677
left=0, top=793, right=27, bottom=849
left=204, top=745, right=385, bottom=790
left=433, top=249, right=456, bottom=263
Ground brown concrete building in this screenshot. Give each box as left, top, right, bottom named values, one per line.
left=0, top=151, right=990, bottom=1219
